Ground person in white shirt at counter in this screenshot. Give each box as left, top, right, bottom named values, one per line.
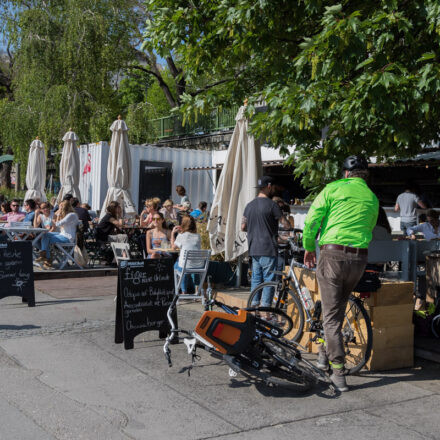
left=408, top=209, right=440, bottom=241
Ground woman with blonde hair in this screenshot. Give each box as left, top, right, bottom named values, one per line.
left=160, top=199, right=178, bottom=221
left=171, top=215, right=201, bottom=294
left=140, top=199, right=159, bottom=228
left=37, top=200, right=79, bottom=268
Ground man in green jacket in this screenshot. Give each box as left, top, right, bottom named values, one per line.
left=303, top=156, right=378, bottom=392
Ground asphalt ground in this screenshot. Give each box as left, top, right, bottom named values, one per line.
left=0, top=277, right=439, bottom=440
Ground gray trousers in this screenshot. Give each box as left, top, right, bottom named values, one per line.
left=316, top=247, right=367, bottom=365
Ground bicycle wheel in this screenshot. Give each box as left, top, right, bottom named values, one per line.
left=343, top=296, right=373, bottom=375
left=247, top=282, right=305, bottom=342
left=261, top=338, right=325, bottom=390
left=245, top=306, right=293, bottom=337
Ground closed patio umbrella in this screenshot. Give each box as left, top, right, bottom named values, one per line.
left=24, top=138, right=47, bottom=202
left=56, top=130, right=81, bottom=203
left=207, top=105, right=262, bottom=261
left=99, top=116, right=136, bottom=219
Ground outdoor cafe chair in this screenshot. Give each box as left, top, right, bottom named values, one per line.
left=174, top=249, right=211, bottom=299
left=52, top=242, right=83, bottom=270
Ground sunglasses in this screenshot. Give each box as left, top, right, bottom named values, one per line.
left=11, top=204, right=19, bottom=207
left=152, top=217, right=162, bottom=221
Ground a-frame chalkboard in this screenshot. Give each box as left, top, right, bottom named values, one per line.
left=0, top=241, right=35, bottom=307
left=115, top=258, right=175, bottom=349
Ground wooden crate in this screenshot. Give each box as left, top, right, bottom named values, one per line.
left=363, top=281, right=414, bottom=307
left=368, top=345, right=414, bottom=371
left=367, top=303, right=414, bottom=328
left=293, top=267, right=318, bottom=292
left=372, top=325, right=414, bottom=351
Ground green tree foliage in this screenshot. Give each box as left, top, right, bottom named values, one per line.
left=144, top=0, right=440, bottom=189
left=0, top=0, right=137, bottom=166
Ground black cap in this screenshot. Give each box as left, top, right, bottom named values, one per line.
left=342, top=155, right=368, bottom=172
left=256, top=176, right=275, bottom=188
left=62, top=194, right=73, bottom=201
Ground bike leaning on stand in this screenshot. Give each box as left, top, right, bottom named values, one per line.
left=247, top=238, right=373, bottom=375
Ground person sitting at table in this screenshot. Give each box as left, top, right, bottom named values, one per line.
left=34, top=202, right=56, bottom=231
left=190, top=201, right=208, bottom=222
left=171, top=215, right=202, bottom=294
left=140, top=199, right=159, bottom=228
left=408, top=209, right=440, bottom=241
left=160, top=199, right=178, bottom=223
left=23, top=199, right=37, bottom=223
left=146, top=212, right=172, bottom=259
left=1, top=201, right=11, bottom=215
left=71, top=197, right=91, bottom=232
left=37, top=200, right=79, bottom=269
left=0, top=199, right=25, bottom=226
left=95, top=201, right=128, bottom=243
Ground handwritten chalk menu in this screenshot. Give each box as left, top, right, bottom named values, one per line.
left=115, top=259, right=175, bottom=349
left=0, top=241, right=35, bottom=307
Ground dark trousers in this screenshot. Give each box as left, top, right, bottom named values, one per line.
left=316, top=247, right=367, bottom=365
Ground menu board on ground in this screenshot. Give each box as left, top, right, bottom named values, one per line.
left=0, top=241, right=35, bottom=306
left=115, top=259, right=175, bottom=349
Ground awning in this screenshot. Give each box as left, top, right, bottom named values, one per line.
left=184, top=159, right=286, bottom=171
left=370, top=150, right=440, bottom=167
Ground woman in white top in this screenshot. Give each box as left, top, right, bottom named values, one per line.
left=171, top=215, right=201, bottom=294
left=37, top=200, right=79, bottom=269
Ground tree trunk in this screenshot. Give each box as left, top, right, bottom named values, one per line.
left=0, top=161, right=12, bottom=188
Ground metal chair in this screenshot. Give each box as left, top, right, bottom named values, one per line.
left=174, top=249, right=211, bottom=299
left=53, top=242, right=82, bottom=269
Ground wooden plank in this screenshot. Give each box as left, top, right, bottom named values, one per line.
left=293, top=267, right=318, bottom=292
left=372, top=325, right=414, bottom=351
left=363, top=282, right=414, bottom=307
left=368, top=303, right=414, bottom=328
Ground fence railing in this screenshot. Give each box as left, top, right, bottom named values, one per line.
left=148, top=105, right=239, bottom=139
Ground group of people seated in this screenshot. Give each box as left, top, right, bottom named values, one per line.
left=0, top=194, right=92, bottom=269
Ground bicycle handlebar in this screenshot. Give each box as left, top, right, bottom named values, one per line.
left=286, top=238, right=317, bottom=272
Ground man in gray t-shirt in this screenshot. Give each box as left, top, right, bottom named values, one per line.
left=395, top=186, right=426, bottom=234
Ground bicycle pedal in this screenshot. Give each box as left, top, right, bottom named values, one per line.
left=228, top=368, right=238, bottom=377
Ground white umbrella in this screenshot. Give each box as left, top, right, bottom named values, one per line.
left=207, top=105, right=262, bottom=261
left=99, top=117, right=136, bottom=219
left=24, top=138, right=47, bottom=202
left=56, top=130, right=81, bottom=203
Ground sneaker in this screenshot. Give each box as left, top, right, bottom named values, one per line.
left=316, top=350, right=329, bottom=371
left=330, top=370, right=349, bottom=392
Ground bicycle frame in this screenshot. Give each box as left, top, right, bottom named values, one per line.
left=279, top=243, right=359, bottom=343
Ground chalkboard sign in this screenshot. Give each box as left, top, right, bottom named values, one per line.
left=0, top=241, right=35, bottom=307
left=115, top=258, right=175, bottom=349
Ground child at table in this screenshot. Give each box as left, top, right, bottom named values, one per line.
left=146, top=212, right=172, bottom=259
left=171, top=215, right=201, bottom=294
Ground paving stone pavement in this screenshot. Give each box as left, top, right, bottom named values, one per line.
left=0, top=285, right=439, bottom=440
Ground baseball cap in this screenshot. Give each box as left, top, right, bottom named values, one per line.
left=62, top=194, right=73, bottom=201
left=255, top=176, right=275, bottom=188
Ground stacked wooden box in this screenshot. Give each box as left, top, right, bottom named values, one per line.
left=362, top=281, right=414, bottom=370
left=286, top=267, right=415, bottom=371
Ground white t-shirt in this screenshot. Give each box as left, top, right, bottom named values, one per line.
left=56, top=212, right=79, bottom=241
left=396, top=191, right=420, bottom=222
left=174, top=232, right=201, bottom=268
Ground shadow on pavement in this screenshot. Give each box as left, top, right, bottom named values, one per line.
left=0, top=324, right=41, bottom=330
left=35, top=298, right=102, bottom=306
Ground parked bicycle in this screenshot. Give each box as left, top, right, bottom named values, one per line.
left=163, top=278, right=330, bottom=390
left=247, top=238, right=373, bottom=375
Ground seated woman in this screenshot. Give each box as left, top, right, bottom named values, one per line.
left=140, top=199, right=159, bottom=228
left=34, top=202, right=56, bottom=231
left=37, top=200, right=79, bottom=269
left=408, top=209, right=440, bottom=240
left=146, top=212, right=172, bottom=259
left=95, top=201, right=128, bottom=243
left=171, top=215, right=201, bottom=294
left=160, top=199, right=178, bottom=223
